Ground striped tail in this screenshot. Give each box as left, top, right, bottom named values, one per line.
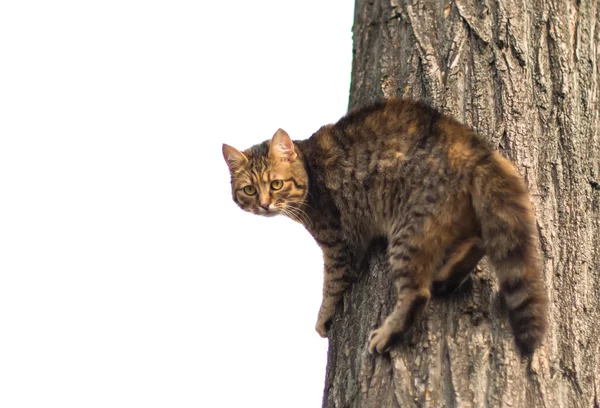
left=472, top=152, right=548, bottom=354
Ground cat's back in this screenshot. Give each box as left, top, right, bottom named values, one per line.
left=333, top=99, right=441, bottom=149
left=307, top=99, right=489, bottom=175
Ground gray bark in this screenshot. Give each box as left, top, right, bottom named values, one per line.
left=323, top=0, right=600, bottom=407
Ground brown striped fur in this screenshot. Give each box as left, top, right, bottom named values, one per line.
left=222, top=99, right=548, bottom=355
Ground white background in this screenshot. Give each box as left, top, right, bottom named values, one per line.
left=0, top=1, right=353, bottom=407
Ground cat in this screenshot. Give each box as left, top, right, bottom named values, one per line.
left=222, top=99, right=548, bottom=355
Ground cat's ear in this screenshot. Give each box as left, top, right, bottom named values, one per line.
left=222, top=144, right=248, bottom=171
left=269, top=129, right=297, bottom=161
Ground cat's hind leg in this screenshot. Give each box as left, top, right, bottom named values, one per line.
left=368, top=224, right=443, bottom=354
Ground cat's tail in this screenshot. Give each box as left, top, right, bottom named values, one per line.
left=471, top=152, right=548, bottom=354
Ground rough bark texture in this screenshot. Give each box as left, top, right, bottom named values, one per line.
left=323, top=0, right=600, bottom=407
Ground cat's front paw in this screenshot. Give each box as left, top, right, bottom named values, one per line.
left=315, top=318, right=329, bottom=338
left=315, top=313, right=333, bottom=338
left=315, top=304, right=336, bottom=338
left=368, top=325, right=394, bottom=354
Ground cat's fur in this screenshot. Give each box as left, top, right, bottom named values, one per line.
left=222, top=99, right=548, bottom=355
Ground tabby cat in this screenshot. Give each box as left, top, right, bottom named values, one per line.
left=222, top=99, right=548, bottom=355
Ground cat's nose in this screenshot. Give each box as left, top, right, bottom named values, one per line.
left=260, top=203, right=270, bottom=211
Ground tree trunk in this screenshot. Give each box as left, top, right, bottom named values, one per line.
left=323, top=0, right=600, bottom=407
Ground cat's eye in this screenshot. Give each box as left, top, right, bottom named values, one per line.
left=243, top=185, right=257, bottom=195
left=271, top=180, right=284, bottom=190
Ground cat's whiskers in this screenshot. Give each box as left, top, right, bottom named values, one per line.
left=291, top=205, right=311, bottom=224
left=277, top=204, right=300, bottom=224
left=298, top=202, right=314, bottom=222
left=277, top=206, right=298, bottom=223
left=282, top=204, right=312, bottom=227
left=297, top=199, right=314, bottom=211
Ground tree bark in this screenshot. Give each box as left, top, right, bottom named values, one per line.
left=323, top=0, right=600, bottom=407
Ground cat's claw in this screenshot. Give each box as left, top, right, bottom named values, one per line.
left=368, top=326, right=393, bottom=354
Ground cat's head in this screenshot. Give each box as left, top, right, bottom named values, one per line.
left=222, top=129, right=309, bottom=219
